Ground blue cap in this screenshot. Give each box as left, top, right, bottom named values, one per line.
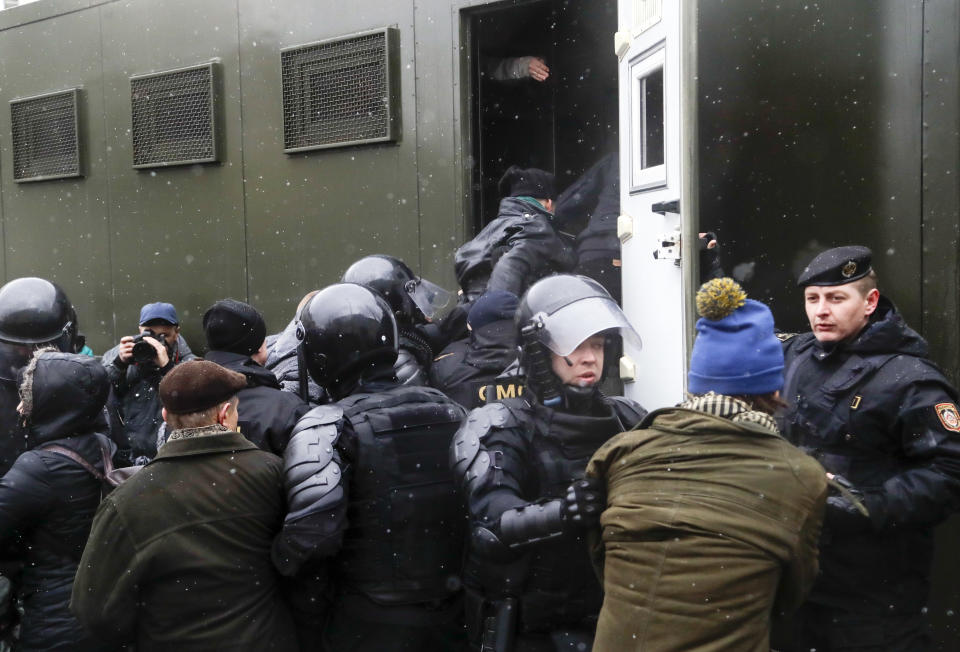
left=468, top=290, right=519, bottom=330
left=139, top=302, right=179, bottom=326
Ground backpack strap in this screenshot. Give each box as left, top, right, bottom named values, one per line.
left=39, top=444, right=106, bottom=482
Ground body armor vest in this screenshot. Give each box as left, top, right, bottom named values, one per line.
left=334, top=385, right=466, bottom=605
left=494, top=397, right=641, bottom=631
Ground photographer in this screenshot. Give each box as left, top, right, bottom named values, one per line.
left=102, top=302, right=195, bottom=465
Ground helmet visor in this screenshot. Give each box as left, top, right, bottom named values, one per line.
left=406, top=278, right=453, bottom=320
left=536, top=297, right=642, bottom=356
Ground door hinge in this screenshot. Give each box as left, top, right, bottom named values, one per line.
left=614, top=31, right=631, bottom=61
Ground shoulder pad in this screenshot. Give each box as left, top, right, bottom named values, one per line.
left=291, top=405, right=344, bottom=437
left=450, top=403, right=517, bottom=487
left=606, top=395, right=648, bottom=430
left=775, top=332, right=798, bottom=343
left=284, top=410, right=345, bottom=516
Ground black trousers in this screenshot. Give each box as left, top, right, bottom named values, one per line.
left=774, top=602, right=930, bottom=652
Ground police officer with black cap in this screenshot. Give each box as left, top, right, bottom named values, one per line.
left=450, top=274, right=646, bottom=651
left=776, top=245, right=960, bottom=651
left=0, top=277, right=83, bottom=476
left=272, top=283, right=468, bottom=651
left=342, top=254, right=453, bottom=386
left=454, top=166, right=576, bottom=304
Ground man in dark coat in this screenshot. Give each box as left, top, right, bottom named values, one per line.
left=101, top=302, right=196, bottom=464
left=0, top=351, right=115, bottom=652
left=776, top=246, right=960, bottom=651
left=71, top=360, right=297, bottom=651
left=453, top=165, right=576, bottom=303
left=201, top=299, right=309, bottom=454
left=430, top=290, right=520, bottom=409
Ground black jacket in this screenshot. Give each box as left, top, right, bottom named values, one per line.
left=102, top=336, right=196, bottom=464
left=0, top=354, right=114, bottom=652
left=555, top=153, right=620, bottom=265
left=453, top=197, right=576, bottom=299
left=452, top=393, right=646, bottom=635
left=429, top=319, right=517, bottom=409
left=205, top=350, right=310, bottom=455
left=781, top=297, right=960, bottom=616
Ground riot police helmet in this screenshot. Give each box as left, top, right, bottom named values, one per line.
left=342, top=255, right=451, bottom=325
left=296, top=283, right=399, bottom=399
left=0, top=277, right=79, bottom=382
left=516, top=275, right=640, bottom=406
left=0, top=277, right=76, bottom=348
left=516, top=274, right=641, bottom=356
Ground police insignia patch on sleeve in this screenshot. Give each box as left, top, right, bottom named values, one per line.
left=935, top=403, right=960, bottom=432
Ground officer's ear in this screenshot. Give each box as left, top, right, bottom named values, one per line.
left=161, top=407, right=168, bottom=423
left=864, top=288, right=880, bottom=315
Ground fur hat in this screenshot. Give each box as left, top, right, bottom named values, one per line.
left=688, top=278, right=784, bottom=396
left=159, top=360, right=248, bottom=414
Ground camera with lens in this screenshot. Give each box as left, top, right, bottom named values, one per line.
left=131, top=329, right=166, bottom=364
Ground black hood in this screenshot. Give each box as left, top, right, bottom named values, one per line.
left=464, top=319, right=517, bottom=371
left=205, top=349, right=281, bottom=389
left=20, top=351, right=109, bottom=444
left=815, top=295, right=929, bottom=358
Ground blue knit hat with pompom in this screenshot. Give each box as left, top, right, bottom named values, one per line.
left=688, top=278, right=784, bottom=395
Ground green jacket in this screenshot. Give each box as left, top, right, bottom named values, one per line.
left=71, top=429, right=297, bottom=651
left=586, top=406, right=827, bottom=652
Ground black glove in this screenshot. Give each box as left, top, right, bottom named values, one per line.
left=824, top=473, right=879, bottom=534
left=562, top=478, right=606, bottom=526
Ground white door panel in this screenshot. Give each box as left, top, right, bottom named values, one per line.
left=618, top=0, right=689, bottom=410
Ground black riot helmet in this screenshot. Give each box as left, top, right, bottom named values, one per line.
left=295, top=283, right=399, bottom=400
left=341, top=255, right=451, bottom=326
left=0, top=278, right=79, bottom=382
left=516, top=274, right=641, bottom=407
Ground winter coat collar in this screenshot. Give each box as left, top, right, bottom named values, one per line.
left=497, top=196, right=553, bottom=221
left=641, top=403, right=783, bottom=440
left=803, top=295, right=928, bottom=361
left=153, top=429, right=257, bottom=459
left=677, top=392, right=779, bottom=434
left=205, top=350, right=281, bottom=390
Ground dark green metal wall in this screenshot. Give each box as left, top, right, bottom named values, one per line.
left=697, top=1, right=960, bottom=646
left=0, top=0, right=482, bottom=352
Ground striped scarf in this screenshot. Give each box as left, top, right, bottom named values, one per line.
left=679, top=391, right=779, bottom=434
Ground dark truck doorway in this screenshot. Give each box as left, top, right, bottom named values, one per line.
left=464, top=0, right=619, bottom=233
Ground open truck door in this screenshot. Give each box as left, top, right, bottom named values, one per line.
left=615, top=0, right=697, bottom=410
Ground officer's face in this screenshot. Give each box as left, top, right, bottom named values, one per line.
left=551, top=335, right=605, bottom=387
left=804, top=284, right=878, bottom=343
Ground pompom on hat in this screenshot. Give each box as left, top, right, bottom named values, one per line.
left=688, top=278, right=784, bottom=396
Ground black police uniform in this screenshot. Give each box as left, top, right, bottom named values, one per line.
left=429, top=317, right=518, bottom=410
left=274, top=379, right=468, bottom=651
left=271, top=283, right=469, bottom=651
left=452, top=394, right=645, bottom=651
left=777, top=247, right=960, bottom=651
left=453, top=197, right=576, bottom=302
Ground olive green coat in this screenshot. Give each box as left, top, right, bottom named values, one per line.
left=71, top=430, right=297, bottom=651
left=586, top=408, right=827, bottom=652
